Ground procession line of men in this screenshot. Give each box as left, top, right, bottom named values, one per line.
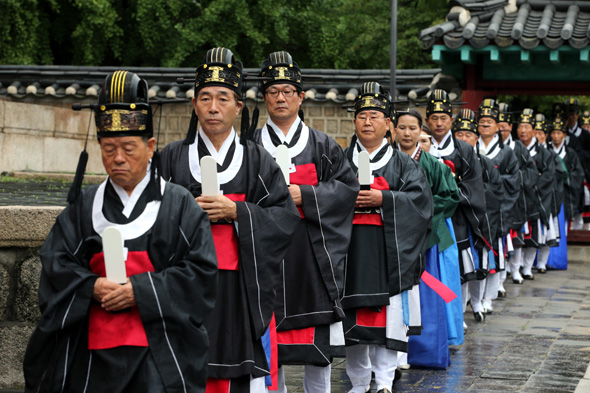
left=23, top=47, right=587, bottom=393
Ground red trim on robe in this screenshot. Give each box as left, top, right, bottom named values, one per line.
left=88, top=251, right=154, bottom=350
left=290, top=163, right=318, bottom=219
left=268, top=315, right=278, bottom=390
left=211, top=194, right=245, bottom=271
left=277, top=326, right=315, bottom=345
left=206, top=378, right=230, bottom=393
left=443, top=159, right=455, bottom=174
left=356, top=307, right=387, bottom=328
left=353, top=176, right=389, bottom=226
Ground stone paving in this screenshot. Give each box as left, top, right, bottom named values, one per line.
left=283, top=257, right=590, bottom=392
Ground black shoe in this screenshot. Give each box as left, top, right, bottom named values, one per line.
left=537, top=268, right=547, bottom=274
left=484, top=308, right=493, bottom=315
left=394, top=368, right=402, bottom=382
left=507, top=271, right=511, bottom=277
left=523, top=274, right=534, bottom=280
left=473, top=311, right=485, bottom=322
left=512, top=277, right=524, bottom=284
left=498, top=290, right=506, bottom=298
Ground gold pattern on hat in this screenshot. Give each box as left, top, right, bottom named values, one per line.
left=206, top=66, right=225, bottom=83
left=276, top=67, right=289, bottom=80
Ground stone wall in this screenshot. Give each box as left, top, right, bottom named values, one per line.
left=0, top=206, right=63, bottom=390
left=0, top=98, right=355, bottom=174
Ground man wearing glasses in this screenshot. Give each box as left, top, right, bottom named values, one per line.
left=253, top=51, right=359, bottom=393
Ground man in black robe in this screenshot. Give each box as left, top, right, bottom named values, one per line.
left=251, top=51, right=359, bottom=393
left=516, top=109, right=556, bottom=280
left=497, top=104, right=539, bottom=286
left=475, top=99, right=520, bottom=314
left=24, top=71, right=218, bottom=393
left=342, top=82, right=432, bottom=393
left=534, top=115, right=566, bottom=273
left=452, top=109, right=503, bottom=322
left=160, top=48, right=300, bottom=393
left=425, top=90, right=489, bottom=322
left=563, top=99, right=590, bottom=230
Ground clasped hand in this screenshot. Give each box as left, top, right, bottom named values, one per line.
left=355, top=189, right=383, bottom=208
left=196, top=194, right=238, bottom=221
left=93, top=277, right=135, bottom=312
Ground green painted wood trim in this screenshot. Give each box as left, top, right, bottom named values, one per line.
left=490, top=48, right=501, bottom=64
left=461, top=47, right=474, bottom=64
left=521, top=50, right=530, bottom=64
left=581, top=48, right=590, bottom=64
left=550, top=50, right=560, bottom=64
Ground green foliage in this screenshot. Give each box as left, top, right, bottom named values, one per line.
left=0, top=0, right=448, bottom=69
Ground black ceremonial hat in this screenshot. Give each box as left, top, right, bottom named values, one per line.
left=533, top=113, right=547, bottom=133
left=354, top=82, right=391, bottom=116
left=95, top=70, right=152, bottom=139
left=426, top=89, right=452, bottom=117
left=498, top=103, right=512, bottom=123
left=452, top=108, right=478, bottom=135
left=518, top=108, right=536, bottom=127
left=195, top=47, right=243, bottom=98
left=565, top=98, right=580, bottom=113
left=551, top=117, right=566, bottom=133
left=260, top=51, right=302, bottom=91
left=581, top=110, right=590, bottom=126
left=553, top=103, right=565, bottom=119
left=478, top=98, right=499, bottom=122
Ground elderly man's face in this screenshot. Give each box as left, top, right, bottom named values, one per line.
left=193, top=86, right=242, bottom=137
left=455, top=131, right=478, bottom=147
left=263, top=83, right=304, bottom=125
left=551, top=130, right=566, bottom=147
left=567, top=111, right=579, bottom=128
left=517, top=123, right=534, bottom=146
left=534, top=130, right=547, bottom=145
left=100, top=136, right=155, bottom=194
left=498, top=121, right=512, bottom=142
left=354, top=110, right=390, bottom=149
left=478, top=117, right=498, bottom=138
left=426, top=113, right=453, bottom=143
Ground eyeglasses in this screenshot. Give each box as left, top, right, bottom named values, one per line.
left=266, top=88, right=297, bottom=98
left=356, top=115, right=386, bottom=123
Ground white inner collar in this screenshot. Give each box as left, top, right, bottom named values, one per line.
left=430, top=131, right=454, bottom=158
left=352, top=138, right=392, bottom=172
left=109, top=162, right=151, bottom=218
left=188, top=128, right=243, bottom=186
left=261, top=117, right=309, bottom=159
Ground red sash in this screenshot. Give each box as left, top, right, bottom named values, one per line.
left=88, top=251, right=154, bottom=350
left=353, top=176, right=389, bottom=226
left=290, top=163, right=318, bottom=218
left=277, top=326, right=316, bottom=345
left=356, top=307, right=387, bottom=328
left=211, top=194, right=245, bottom=271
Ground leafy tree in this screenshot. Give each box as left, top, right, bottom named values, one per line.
left=0, top=0, right=448, bottom=69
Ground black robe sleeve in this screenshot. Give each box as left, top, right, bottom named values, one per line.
left=564, top=147, right=585, bottom=220
left=480, top=155, right=505, bottom=242
left=513, top=141, right=540, bottom=226
left=236, top=142, right=301, bottom=338
left=495, top=148, right=521, bottom=236
left=381, top=152, right=433, bottom=293
left=298, top=133, right=359, bottom=301
left=532, top=146, right=556, bottom=226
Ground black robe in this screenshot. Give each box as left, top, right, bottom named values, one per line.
left=430, top=133, right=488, bottom=281
left=477, top=136, right=520, bottom=237
left=504, top=136, right=539, bottom=236
left=551, top=143, right=584, bottom=220
left=526, top=139, right=556, bottom=227
left=479, top=154, right=505, bottom=248
left=568, top=124, right=590, bottom=212
left=160, top=131, right=300, bottom=379
left=342, top=140, right=432, bottom=351
left=24, top=178, right=218, bottom=393
left=252, top=119, right=358, bottom=365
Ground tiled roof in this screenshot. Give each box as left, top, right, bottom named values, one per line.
left=420, top=0, right=590, bottom=50
left=0, top=65, right=460, bottom=104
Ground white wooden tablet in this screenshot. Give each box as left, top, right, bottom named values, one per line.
left=103, top=226, right=127, bottom=284
left=358, top=150, right=371, bottom=190
left=201, top=156, right=219, bottom=197
left=275, top=144, right=291, bottom=186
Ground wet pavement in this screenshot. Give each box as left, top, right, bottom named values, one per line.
left=283, top=257, right=590, bottom=392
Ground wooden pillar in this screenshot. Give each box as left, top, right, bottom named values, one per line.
left=462, top=65, right=486, bottom=111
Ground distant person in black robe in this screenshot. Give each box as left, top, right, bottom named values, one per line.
left=23, top=71, right=218, bottom=393
left=252, top=51, right=359, bottom=393
left=453, top=109, right=504, bottom=323
left=160, top=48, right=300, bottom=393
left=475, top=99, right=520, bottom=315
